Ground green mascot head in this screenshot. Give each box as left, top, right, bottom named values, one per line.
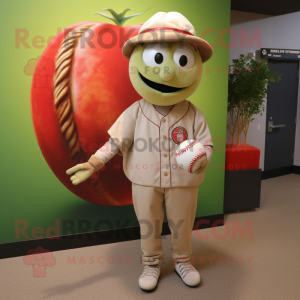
left=123, top=11, right=213, bottom=106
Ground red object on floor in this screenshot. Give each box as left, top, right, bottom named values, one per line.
left=225, top=144, right=260, bottom=170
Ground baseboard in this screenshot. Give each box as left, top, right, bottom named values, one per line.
left=262, top=165, right=294, bottom=180
left=293, top=165, right=300, bottom=175
left=0, top=214, right=224, bottom=260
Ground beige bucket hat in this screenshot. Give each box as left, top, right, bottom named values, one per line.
left=122, top=11, right=213, bottom=63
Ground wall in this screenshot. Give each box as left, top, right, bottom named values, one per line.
left=230, top=10, right=272, bottom=25
left=229, top=10, right=300, bottom=169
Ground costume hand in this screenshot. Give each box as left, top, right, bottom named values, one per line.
left=66, top=156, right=104, bottom=185
left=193, top=160, right=207, bottom=174
left=66, top=163, right=95, bottom=185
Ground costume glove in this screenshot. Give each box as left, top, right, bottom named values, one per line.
left=194, top=145, right=212, bottom=174
left=193, top=159, right=207, bottom=174
left=66, top=155, right=104, bottom=185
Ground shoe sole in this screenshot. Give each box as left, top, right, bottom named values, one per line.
left=174, top=269, right=200, bottom=288
left=139, top=278, right=159, bottom=293
left=140, top=283, right=158, bottom=293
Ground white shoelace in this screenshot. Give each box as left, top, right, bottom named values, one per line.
left=140, top=265, right=160, bottom=279
left=177, top=261, right=197, bottom=279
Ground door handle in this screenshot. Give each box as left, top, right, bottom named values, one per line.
left=270, top=125, right=285, bottom=128
left=268, top=121, right=286, bottom=132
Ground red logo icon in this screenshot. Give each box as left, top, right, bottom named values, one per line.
left=23, top=246, right=56, bottom=277
left=171, top=126, right=188, bottom=144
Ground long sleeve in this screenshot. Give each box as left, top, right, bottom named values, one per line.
left=204, top=145, right=213, bottom=164
left=94, top=138, right=120, bottom=164
left=191, top=103, right=214, bottom=167
left=107, top=102, right=139, bottom=154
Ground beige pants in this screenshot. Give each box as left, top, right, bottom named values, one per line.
left=132, top=183, right=198, bottom=265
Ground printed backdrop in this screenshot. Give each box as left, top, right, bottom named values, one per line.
left=0, top=0, right=230, bottom=243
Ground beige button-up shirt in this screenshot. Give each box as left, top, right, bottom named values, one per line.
left=108, top=99, right=213, bottom=188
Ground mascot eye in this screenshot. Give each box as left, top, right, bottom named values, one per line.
left=173, top=44, right=195, bottom=69
left=155, top=53, right=163, bottom=64
left=143, top=43, right=167, bottom=67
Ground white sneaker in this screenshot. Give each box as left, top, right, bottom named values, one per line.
left=139, top=264, right=161, bottom=291
left=175, top=261, right=200, bottom=287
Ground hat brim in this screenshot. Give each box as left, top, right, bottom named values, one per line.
left=122, top=31, right=213, bottom=63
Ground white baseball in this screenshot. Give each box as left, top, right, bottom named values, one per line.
left=175, top=140, right=207, bottom=173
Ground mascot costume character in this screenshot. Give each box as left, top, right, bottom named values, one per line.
left=67, top=11, right=213, bottom=291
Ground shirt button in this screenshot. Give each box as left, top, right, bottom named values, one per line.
left=163, top=135, right=167, bottom=139
left=164, top=154, right=167, bottom=158
left=164, top=173, right=168, bottom=176
left=162, top=119, right=166, bottom=123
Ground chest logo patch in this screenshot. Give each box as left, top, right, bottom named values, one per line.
left=171, top=126, right=188, bottom=144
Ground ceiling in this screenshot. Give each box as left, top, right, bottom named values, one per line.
left=231, top=0, right=300, bottom=16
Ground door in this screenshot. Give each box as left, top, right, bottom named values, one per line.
left=264, top=60, right=299, bottom=171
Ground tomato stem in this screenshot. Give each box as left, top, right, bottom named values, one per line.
left=93, top=7, right=151, bottom=26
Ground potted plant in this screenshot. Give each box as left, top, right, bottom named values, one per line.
left=226, top=54, right=281, bottom=170
left=224, top=54, right=281, bottom=212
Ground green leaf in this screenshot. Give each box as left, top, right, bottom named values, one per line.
left=120, top=7, right=152, bottom=25
left=93, top=12, right=121, bottom=26
left=228, top=54, right=282, bottom=128
left=93, top=7, right=151, bottom=26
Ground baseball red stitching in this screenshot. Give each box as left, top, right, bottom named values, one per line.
left=175, top=140, right=200, bottom=157
left=188, top=152, right=207, bottom=173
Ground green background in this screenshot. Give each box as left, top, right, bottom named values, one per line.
left=0, top=0, right=230, bottom=244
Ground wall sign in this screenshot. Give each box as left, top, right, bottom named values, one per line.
left=261, top=48, right=300, bottom=60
